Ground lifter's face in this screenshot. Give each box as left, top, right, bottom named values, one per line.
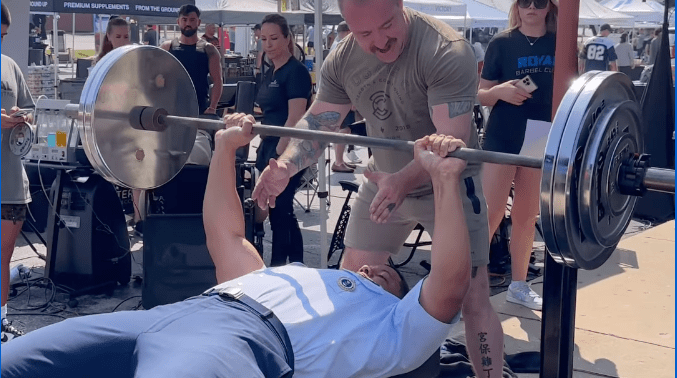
left=357, top=265, right=402, bottom=297
left=178, top=12, right=200, bottom=37
left=342, top=0, right=409, bottom=63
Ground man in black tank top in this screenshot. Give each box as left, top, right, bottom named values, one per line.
left=161, top=5, right=222, bottom=115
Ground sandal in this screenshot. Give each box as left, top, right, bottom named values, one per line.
left=331, top=162, right=355, bottom=173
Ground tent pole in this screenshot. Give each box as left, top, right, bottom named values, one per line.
left=53, top=13, right=59, bottom=98
left=314, top=0, right=328, bottom=269
left=72, top=13, right=75, bottom=78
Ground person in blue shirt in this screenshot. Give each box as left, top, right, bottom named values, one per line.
left=579, top=23, right=618, bottom=73
left=1, top=115, right=473, bottom=378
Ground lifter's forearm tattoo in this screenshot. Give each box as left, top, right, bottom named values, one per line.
left=281, top=111, right=341, bottom=171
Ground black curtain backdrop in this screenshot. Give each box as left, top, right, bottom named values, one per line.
left=30, top=0, right=193, bottom=17
left=635, top=3, right=675, bottom=222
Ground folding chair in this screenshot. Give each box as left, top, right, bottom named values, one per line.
left=294, top=149, right=331, bottom=212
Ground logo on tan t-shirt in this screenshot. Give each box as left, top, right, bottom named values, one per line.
left=370, top=91, right=392, bottom=120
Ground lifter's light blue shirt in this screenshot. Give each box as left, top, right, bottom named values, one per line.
left=212, top=263, right=457, bottom=378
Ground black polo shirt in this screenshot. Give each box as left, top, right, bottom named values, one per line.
left=256, top=57, right=312, bottom=127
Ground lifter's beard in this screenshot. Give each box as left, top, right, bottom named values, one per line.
left=181, top=27, right=198, bottom=37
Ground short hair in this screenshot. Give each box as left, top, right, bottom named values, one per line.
left=620, top=32, right=628, bottom=43
left=261, top=14, right=290, bottom=39
left=600, top=23, right=611, bottom=32
left=253, top=23, right=262, bottom=31
left=655, top=28, right=662, bottom=36
left=337, top=21, right=350, bottom=33
left=178, top=4, right=200, bottom=18
left=1, top=3, right=11, bottom=27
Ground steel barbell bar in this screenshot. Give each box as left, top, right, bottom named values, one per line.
left=121, top=105, right=674, bottom=195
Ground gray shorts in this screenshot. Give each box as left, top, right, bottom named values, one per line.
left=344, top=174, right=490, bottom=267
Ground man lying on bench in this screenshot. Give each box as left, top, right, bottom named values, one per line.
left=1, top=114, right=472, bottom=378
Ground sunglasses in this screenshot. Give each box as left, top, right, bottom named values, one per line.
left=517, top=0, right=549, bottom=9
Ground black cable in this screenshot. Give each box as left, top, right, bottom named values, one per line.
left=111, top=296, right=142, bottom=312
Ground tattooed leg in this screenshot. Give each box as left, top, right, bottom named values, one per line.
left=462, top=265, right=505, bottom=378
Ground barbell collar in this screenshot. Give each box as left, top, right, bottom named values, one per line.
left=64, top=103, right=80, bottom=120
left=160, top=113, right=545, bottom=169
left=643, top=168, right=675, bottom=193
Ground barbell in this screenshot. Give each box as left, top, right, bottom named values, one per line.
left=62, top=44, right=674, bottom=270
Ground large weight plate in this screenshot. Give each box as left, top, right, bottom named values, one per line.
left=78, top=45, right=199, bottom=189
left=541, top=71, right=598, bottom=263
left=551, top=71, right=637, bottom=270
left=579, top=100, right=642, bottom=250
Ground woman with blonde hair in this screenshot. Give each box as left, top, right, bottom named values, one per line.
left=478, top=0, right=558, bottom=310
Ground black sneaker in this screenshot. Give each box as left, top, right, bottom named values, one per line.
left=1, top=321, right=25, bottom=343
left=134, top=221, right=144, bottom=237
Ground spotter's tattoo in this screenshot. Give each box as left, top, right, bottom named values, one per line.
left=386, top=203, right=396, bottom=212
left=447, top=100, right=473, bottom=119
left=287, top=111, right=341, bottom=172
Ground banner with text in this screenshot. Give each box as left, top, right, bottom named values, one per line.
left=30, top=0, right=193, bottom=17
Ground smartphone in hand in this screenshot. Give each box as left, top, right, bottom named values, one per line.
left=11, top=109, right=33, bottom=118
left=515, top=75, right=538, bottom=93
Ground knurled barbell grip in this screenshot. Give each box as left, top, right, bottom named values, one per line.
left=162, top=114, right=544, bottom=169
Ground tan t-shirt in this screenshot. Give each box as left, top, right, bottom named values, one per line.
left=318, top=8, right=480, bottom=196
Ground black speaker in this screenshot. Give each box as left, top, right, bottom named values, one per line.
left=23, top=163, right=58, bottom=234
left=633, top=83, right=675, bottom=223
left=142, top=214, right=216, bottom=309
left=142, top=164, right=261, bottom=309
left=49, top=174, right=131, bottom=290
left=143, top=165, right=214, bottom=309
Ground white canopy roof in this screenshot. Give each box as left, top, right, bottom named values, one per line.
left=578, top=0, right=635, bottom=28
left=601, top=0, right=664, bottom=24
left=474, top=0, right=635, bottom=28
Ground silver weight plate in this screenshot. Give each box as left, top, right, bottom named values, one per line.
left=541, top=71, right=598, bottom=264
left=579, top=100, right=642, bottom=250
left=551, top=71, right=637, bottom=270
left=78, top=44, right=199, bottom=189
left=9, top=122, right=35, bottom=157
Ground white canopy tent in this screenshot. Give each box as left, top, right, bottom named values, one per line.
left=402, top=0, right=467, bottom=27
left=475, top=0, right=635, bottom=28
left=601, top=0, right=665, bottom=25
left=447, top=0, right=508, bottom=29
left=578, top=0, right=635, bottom=28
left=194, top=0, right=304, bottom=24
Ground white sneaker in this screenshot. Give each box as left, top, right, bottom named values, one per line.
left=345, top=150, right=362, bottom=164
left=506, top=281, right=542, bottom=311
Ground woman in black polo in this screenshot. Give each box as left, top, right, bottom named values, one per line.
left=255, top=14, right=312, bottom=266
